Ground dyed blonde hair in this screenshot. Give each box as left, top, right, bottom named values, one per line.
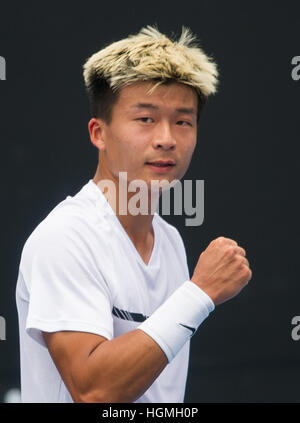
left=83, top=25, right=219, bottom=121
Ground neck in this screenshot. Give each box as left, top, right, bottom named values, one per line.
left=93, top=165, right=159, bottom=246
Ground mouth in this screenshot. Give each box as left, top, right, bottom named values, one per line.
left=145, top=160, right=176, bottom=174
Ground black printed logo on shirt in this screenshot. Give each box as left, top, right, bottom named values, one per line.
left=112, top=306, right=148, bottom=323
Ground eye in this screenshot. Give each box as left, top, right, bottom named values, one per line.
left=137, top=117, right=154, bottom=123
left=177, top=121, right=192, bottom=126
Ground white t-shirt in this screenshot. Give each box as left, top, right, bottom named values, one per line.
left=16, top=180, right=191, bottom=403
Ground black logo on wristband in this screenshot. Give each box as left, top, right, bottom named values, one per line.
left=179, top=323, right=196, bottom=336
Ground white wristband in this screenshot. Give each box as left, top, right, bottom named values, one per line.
left=138, top=280, right=215, bottom=363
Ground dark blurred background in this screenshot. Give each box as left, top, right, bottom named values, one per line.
left=1, top=0, right=299, bottom=403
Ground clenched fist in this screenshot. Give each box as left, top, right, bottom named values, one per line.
left=191, top=237, right=252, bottom=306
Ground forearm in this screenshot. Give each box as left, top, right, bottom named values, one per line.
left=75, top=329, right=168, bottom=403
left=44, top=282, right=214, bottom=403
left=75, top=281, right=214, bottom=402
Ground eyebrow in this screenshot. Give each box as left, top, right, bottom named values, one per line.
left=131, top=103, right=196, bottom=115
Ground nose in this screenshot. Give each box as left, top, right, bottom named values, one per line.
left=152, top=121, right=176, bottom=150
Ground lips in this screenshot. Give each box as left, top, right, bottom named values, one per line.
left=146, top=160, right=175, bottom=167
left=145, top=160, right=176, bottom=174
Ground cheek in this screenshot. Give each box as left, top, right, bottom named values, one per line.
left=177, top=139, right=196, bottom=177
left=111, top=135, right=146, bottom=170
left=119, top=130, right=148, bottom=156
left=181, top=138, right=196, bottom=160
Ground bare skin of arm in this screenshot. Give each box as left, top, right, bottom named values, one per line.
left=43, top=329, right=167, bottom=403
left=43, top=236, right=252, bottom=403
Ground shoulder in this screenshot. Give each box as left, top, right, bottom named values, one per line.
left=21, top=180, right=110, bottom=263
left=154, top=213, right=186, bottom=252
left=154, top=214, right=190, bottom=283
left=154, top=213, right=183, bottom=238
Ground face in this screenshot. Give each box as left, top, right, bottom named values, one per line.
left=91, top=81, right=198, bottom=189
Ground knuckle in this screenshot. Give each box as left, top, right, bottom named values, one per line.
left=225, top=246, right=235, bottom=258
left=226, top=239, right=238, bottom=247
left=235, top=254, right=244, bottom=264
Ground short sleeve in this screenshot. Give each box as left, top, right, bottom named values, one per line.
left=24, top=216, right=114, bottom=347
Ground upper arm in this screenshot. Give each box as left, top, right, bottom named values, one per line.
left=42, top=330, right=108, bottom=402
left=23, top=219, right=114, bottom=348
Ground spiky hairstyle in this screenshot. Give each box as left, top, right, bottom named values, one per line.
left=83, top=25, right=219, bottom=122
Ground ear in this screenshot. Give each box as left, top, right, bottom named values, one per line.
left=88, top=118, right=107, bottom=152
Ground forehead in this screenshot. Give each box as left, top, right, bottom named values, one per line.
left=116, top=81, right=198, bottom=110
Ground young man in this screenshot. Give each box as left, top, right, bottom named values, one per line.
left=16, top=26, right=252, bottom=403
